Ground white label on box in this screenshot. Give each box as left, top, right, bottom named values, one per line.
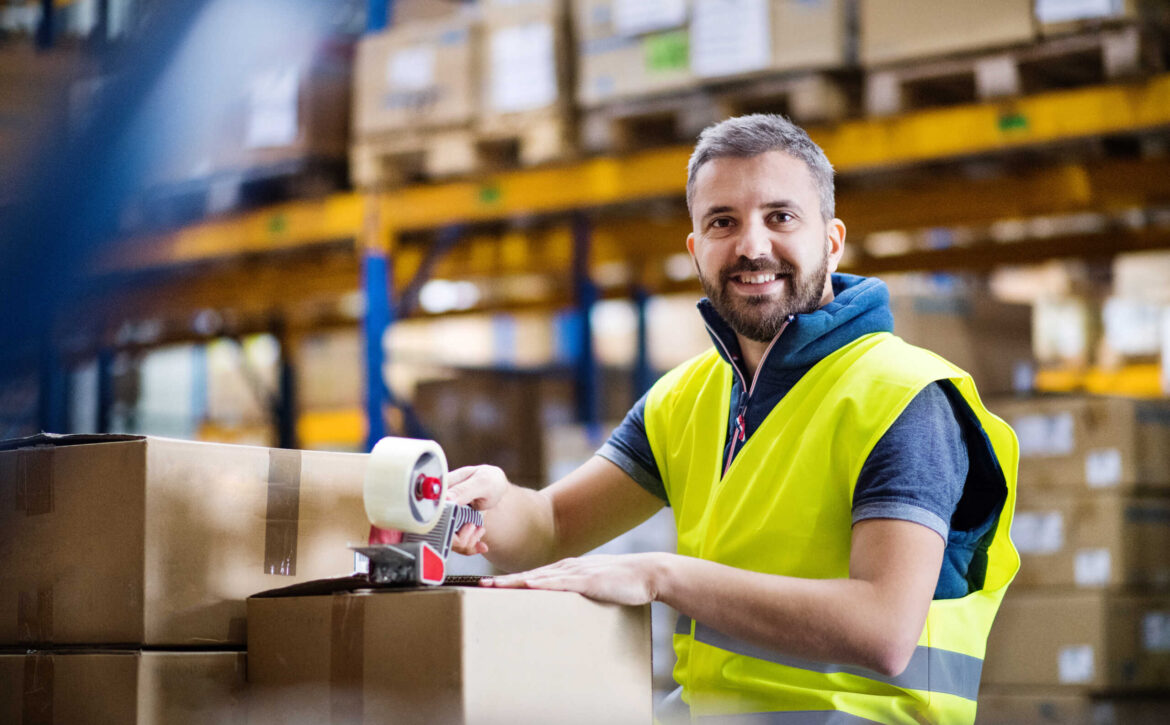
left=1103, top=297, right=1164, bottom=356
left=1074, top=548, right=1112, bottom=587
left=489, top=23, right=557, bottom=113
left=1014, top=412, right=1075, bottom=457
left=388, top=45, right=436, bottom=90
left=1057, top=645, right=1095, bottom=684
left=1011, top=512, right=1064, bottom=554
left=246, top=67, right=299, bottom=149
left=1085, top=448, right=1122, bottom=488
left=613, top=0, right=687, bottom=35
left=1035, top=0, right=1123, bottom=24
left=690, top=0, right=770, bottom=78
left=1142, top=612, right=1170, bottom=652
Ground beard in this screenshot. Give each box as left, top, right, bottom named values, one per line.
left=697, top=242, right=830, bottom=343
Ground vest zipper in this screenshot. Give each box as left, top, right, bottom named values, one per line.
left=703, top=317, right=792, bottom=478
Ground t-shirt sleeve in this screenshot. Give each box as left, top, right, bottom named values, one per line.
left=852, top=381, right=968, bottom=541
left=596, top=392, right=669, bottom=504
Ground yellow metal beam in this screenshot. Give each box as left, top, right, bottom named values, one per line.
left=101, top=74, right=1170, bottom=271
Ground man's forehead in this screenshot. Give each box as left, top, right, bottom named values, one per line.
left=692, top=151, right=815, bottom=204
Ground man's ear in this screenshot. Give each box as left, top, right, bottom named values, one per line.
left=686, top=232, right=696, bottom=257
left=826, top=219, right=846, bottom=273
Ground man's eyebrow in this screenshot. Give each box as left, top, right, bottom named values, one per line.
left=761, top=200, right=803, bottom=212
left=701, top=205, right=734, bottom=221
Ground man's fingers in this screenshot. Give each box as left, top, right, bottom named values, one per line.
left=446, top=466, right=477, bottom=486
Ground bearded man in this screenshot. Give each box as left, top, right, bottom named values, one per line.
left=445, top=114, right=1020, bottom=724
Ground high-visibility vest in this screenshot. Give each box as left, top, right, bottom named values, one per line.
left=644, top=331, right=1019, bottom=724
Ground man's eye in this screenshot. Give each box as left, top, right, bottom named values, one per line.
left=710, top=218, right=733, bottom=229
left=769, top=212, right=794, bottom=224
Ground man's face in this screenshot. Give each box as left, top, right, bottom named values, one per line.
left=687, top=150, right=845, bottom=343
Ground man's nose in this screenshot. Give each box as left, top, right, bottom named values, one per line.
left=734, top=217, right=772, bottom=260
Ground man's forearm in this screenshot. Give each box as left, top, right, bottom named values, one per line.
left=652, top=554, right=920, bottom=676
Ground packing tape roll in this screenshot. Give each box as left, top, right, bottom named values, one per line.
left=364, top=437, right=448, bottom=534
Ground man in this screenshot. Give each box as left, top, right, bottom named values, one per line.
left=445, top=114, right=1019, bottom=724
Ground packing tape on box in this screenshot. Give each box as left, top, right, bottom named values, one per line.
left=330, top=594, right=365, bottom=725
left=364, top=437, right=448, bottom=534
left=264, top=449, right=302, bottom=577
left=16, top=448, right=53, bottom=516
left=22, top=653, right=53, bottom=725
left=17, top=587, right=53, bottom=644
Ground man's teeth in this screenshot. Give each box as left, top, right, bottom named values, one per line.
left=739, top=273, right=778, bottom=284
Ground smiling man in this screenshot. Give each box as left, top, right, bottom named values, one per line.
left=446, top=115, right=1020, bottom=724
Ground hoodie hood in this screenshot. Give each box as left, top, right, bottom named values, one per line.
left=699, top=273, right=894, bottom=385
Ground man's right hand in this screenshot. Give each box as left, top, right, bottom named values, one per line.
left=446, top=465, right=510, bottom=555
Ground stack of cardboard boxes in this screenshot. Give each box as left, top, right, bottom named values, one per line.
left=0, top=434, right=370, bottom=723
left=979, top=396, right=1170, bottom=722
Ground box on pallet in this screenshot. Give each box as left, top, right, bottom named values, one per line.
left=986, top=396, right=1170, bottom=498
left=0, top=651, right=246, bottom=725
left=976, top=687, right=1170, bottom=724
left=891, top=294, right=1034, bottom=396
left=983, top=590, right=1170, bottom=690
left=1011, top=494, right=1170, bottom=589
left=0, top=434, right=368, bottom=646
left=859, top=0, right=1035, bottom=66
left=247, top=587, right=652, bottom=725
left=478, top=0, right=575, bottom=166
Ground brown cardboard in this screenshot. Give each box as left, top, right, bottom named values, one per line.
left=0, top=434, right=369, bottom=646
left=247, top=587, right=653, bottom=725
left=479, top=0, right=574, bottom=126
left=986, top=396, right=1170, bottom=498
left=976, top=687, right=1170, bottom=724
left=892, top=295, right=1033, bottom=396
left=860, top=0, right=1035, bottom=66
left=352, top=16, right=478, bottom=138
left=1011, top=495, right=1170, bottom=589
left=983, top=590, right=1170, bottom=690
left=0, top=651, right=246, bottom=725
left=771, top=0, right=850, bottom=72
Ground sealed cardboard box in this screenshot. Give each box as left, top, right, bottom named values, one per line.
left=1011, top=494, right=1170, bottom=589
left=247, top=587, right=652, bottom=725
left=986, top=396, right=1170, bottom=497
left=860, top=0, right=1035, bottom=66
left=983, top=590, right=1170, bottom=690
left=352, top=16, right=478, bottom=137
left=0, top=434, right=368, bottom=646
left=0, top=651, right=246, bottom=725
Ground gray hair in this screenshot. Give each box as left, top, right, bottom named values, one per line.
left=686, top=114, right=835, bottom=221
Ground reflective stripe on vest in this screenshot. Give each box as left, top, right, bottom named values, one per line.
left=699, top=711, right=883, bottom=724
left=677, top=616, right=982, bottom=701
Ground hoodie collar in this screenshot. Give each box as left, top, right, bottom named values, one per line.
left=699, top=273, right=895, bottom=385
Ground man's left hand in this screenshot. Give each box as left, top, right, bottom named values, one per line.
left=481, top=552, right=668, bottom=606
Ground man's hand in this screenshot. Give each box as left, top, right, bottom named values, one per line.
left=481, top=552, right=668, bottom=606
left=446, top=465, right=510, bottom=555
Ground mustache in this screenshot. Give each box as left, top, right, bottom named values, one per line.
left=719, top=257, right=797, bottom=281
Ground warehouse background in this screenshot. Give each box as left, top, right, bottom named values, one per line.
left=3, top=0, right=1170, bottom=721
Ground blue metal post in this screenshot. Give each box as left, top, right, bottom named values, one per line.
left=633, top=285, right=654, bottom=398
left=364, top=249, right=392, bottom=450
left=36, top=0, right=55, bottom=50
left=571, top=213, right=599, bottom=431
left=367, top=0, right=392, bottom=32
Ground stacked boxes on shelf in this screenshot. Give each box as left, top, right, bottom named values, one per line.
left=477, top=0, right=578, bottom=168
left=351, top=10, right=480, bottom=185
left=575, top=0, right=853, bottom=152
left=0, top=434, right=369, bottom=723
left=980, top=396, right=1170, bottom=721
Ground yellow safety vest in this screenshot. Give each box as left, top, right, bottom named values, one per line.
left=644, top=331, right=1019, bottom=724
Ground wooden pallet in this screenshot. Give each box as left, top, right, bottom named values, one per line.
left=475, top=109, right=578, bottom=171
left=865, top=25, right=1165, bottom=117
left=581, top=71, right=856, bottom=154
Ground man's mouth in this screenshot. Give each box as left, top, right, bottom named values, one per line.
left=727, top=272, right=789, bottom=289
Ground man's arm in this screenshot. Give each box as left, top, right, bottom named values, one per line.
left=483, top=518, right=944, bottom=677
left=447, top=456, right=665, bottom=573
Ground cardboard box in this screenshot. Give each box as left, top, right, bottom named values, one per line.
left=892, top=294, right=1034, bottom=396
left=986, top=396, right=1170, bottom=497
left=247, top=587, right=652, bottom=725
left=860, top=0, right=1035, bottom=66
left=0, top=434, right=369, bottom=646
left=352, top=16, right=478, bottom=137
left=480, top=0, right=572, bottom=116
left=0, top=651, right=246, bottom=725
left=1011, top=495, right=1170, bottom=589
left=983, top=590, right=1170, bottom=690
left=976, top=687, right=1170, bottom=724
